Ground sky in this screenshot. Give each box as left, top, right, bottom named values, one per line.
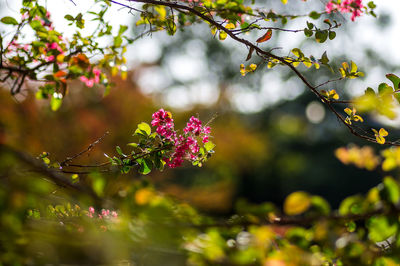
left=1, top=0, right=400, bottom=117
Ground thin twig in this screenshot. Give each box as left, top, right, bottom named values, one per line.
left=60, top=131, right=109, bottom=167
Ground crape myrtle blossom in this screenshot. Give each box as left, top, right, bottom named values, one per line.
left=151, top=109, right=176, bottom=141
left=6, top=11, right=67, bottom=64
left=151, top=109, right=212, bottom=168
left=87, top=206, right=118, bottom=219
left=80, top=67, right=102, bottom=87
left=326, top=0, right=364, bottom=21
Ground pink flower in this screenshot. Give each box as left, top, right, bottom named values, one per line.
left=203, top=126, right=211, bottom=134
left=150, top=109, right=213, bottom=168
left=184, top=116, right=203, bottom=135
left=325, top=0, right=364, bottom=21
left=80, top=76, right=89, bottom=83
left=85, top=79, right=94, bottom=87
left=326, top=2, right=334, bottom=13
left=88, top=206, right=95, bottom=218
left=46, top=55, right=55, bottom=62
left=80, top=76, right=94, bottom=87
left=151, top=109, right=176, bottom=141
left=93, top=68, right=101, bottom=82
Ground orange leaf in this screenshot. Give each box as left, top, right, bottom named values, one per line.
left=256, top=29, right=272, bottom=43
left=54, top=70, right=67, bottom=78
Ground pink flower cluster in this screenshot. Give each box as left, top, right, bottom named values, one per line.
left=151, top=109, right=212, bottom=168
left=326, top=0, right=364, bottom=21
left=151, top=109, right=176, bottom=141
left=80, top=68, right=102, bottom=87
left=45, top=42, right=64, bottom=62
left=87, top=206, right=118, bottom=219
left=6, top=11, right=66, bottom=63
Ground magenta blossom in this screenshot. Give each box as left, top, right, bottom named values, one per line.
left=151, top=109, right=213, bottom=168
left=325, top=0, right=364, bottom=21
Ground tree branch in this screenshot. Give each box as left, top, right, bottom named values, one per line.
left=0, top=144, right=99, bottom=200
left=109, top=0, right=395, bottom=146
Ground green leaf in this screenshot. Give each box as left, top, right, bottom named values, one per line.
left=304, top=28, right=313, bottom=37
left=204, top=141, right=216, bottom=152
left=92, top=176, right=105, bottom=197
left=135, top=122, right=151, bottom=136
left=365, top=87, right=376, bottom=95
left=378, top=83, right=393, bottom=94
left=367, top=216, right=398, bottom=242
left=315, top=30, right=328, bottom=43
left=339, top=195, right=363, bottom=215
left=328, top=31, right=336, bottom=40
left=50, top=94, right=63, bottom=111
left=137, top=158, right=153, bottom=175
left=368, top=1, right=377, bottom=9
left=30, top=20, right=44, bottom=31
left=386, top=74, right=400, bottom=89
left=286, top=227, right=311, bottom=249
left=346, top=221, right=357, bottom=232
left=118, top=25, right=128, bottom=35
left=381, top=176, right=400, bottom=205
left=310, top=196, right=330, bottom=215
left=319, top=51, right=329, bottom=65
left=64, top=14, right=74, bottom=21
left=308, top=11, right=321, bottom=20
left=116, top=146, right=126, bottom=157
left=114, top=36, right=122, bottom=47
left=1, top=16, right=18, bottom=25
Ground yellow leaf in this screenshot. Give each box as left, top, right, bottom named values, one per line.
left=56, top=54, right=65, bottom=63
left=281, top=0, right=288, bottom=4
left=330, top=89, right=339, bottom=100
left=219, top=31, right=227, bottom=40
left=344, top=108, right=352, bottom=115
left=382, top=157, right=397, bottom=171
left=240, top=64, right=246, bottom=76
left=111, top=66, right=118, bottom=77
left=225, top=22, right=236, bottom=30
left=379, top=128, right=388, bottom=137
left=350, top=61, right=357, bottom=72
left=291, top=48, right=301, bottom=58
left=354, top=115, right=363, bottom=122
left=284, top=191, right=311, bottom=215
left=210, top=26, right=217, bottom=35
left=303, top=61, right=312, bottom=68
left=121, top=71, right=127, bottom=80
left=249, top=64, right=257, bottom=71
left=155, top=6, right=166, bottom=19
left=376, top=135, right=385, bottom=144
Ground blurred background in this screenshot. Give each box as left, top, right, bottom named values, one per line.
left=1, top=0, right=400, bottom=214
